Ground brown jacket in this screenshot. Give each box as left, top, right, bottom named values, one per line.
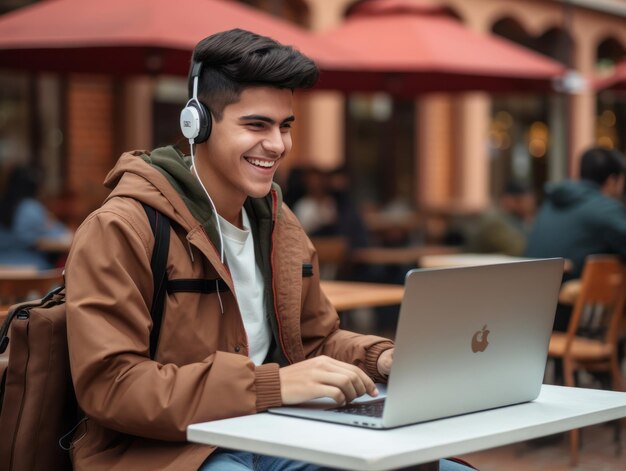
left=65, top=150, right=393, bottom=470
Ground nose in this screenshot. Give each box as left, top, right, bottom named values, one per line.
left=262, top=127, right=287, bottom=156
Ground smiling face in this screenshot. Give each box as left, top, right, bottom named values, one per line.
left=194, top=86, right=294, bottom=225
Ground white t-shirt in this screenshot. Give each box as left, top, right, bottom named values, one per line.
left=218, top=208, right=271, bottom=365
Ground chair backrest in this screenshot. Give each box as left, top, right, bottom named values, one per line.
left=309, top=236, right=349, bottom=280
left=567, top=255, right=626, bottom=346
left=0, top=267, right=64, bottom=305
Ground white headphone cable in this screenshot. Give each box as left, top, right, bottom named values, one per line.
left=189, top=140, right=226, bottom=314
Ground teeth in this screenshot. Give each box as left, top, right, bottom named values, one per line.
left=247, top=158, right=275, bottom=168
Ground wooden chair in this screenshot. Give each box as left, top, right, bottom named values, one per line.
left=310, top=236, right=349, bottom=280
left=548, top=255, right=626, bottom=465
left=0, top=266, right=64, bottom=305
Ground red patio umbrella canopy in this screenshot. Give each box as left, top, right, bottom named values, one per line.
left=0, top=0, right=358, bottom=76
left=317, top=0, right=565, bottom=94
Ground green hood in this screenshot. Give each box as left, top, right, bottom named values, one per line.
left=140, top=145, right=222, bottom=248
left=138, top=145, right=283, bottom=251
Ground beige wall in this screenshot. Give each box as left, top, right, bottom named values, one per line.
left=122, top=78, right=154, bottom=151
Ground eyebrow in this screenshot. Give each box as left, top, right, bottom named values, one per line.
left=239, top=114, right=295, bottom=125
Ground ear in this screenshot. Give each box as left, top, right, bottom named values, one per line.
left=602, top=174, right=625, bottom=197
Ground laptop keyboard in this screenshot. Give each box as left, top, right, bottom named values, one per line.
left=330, top=398, right=385, bottom=418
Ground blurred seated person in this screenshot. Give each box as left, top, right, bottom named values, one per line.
left=465, top=181, right=535, bottom=256
left=0, top=165, right=73, bottom=269
left=328, top=166, right=370, bottom=249
left=525, top=147, right=626, bottom=280
left=281, top=165, right=305, bottom=208
left=292, top=166, right=371, bottom=247
left=292, top=166, right=339, bottom=236
left=524, top=147, right=626, bottom=331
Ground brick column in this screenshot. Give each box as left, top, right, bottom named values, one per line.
left=66, top=75, right=115, bottom=221
left=300, top=0, right=354, bottom=169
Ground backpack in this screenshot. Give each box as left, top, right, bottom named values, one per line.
left=0, top=204, right=171, bottom=471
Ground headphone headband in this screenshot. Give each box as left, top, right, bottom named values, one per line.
left=191, top=61, right=203, bottom=78
left=180, top=60, right=211, bottom=144
left=190, top=61, right=203, bottom=98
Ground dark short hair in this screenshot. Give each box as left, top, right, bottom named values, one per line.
left=579, top=147, right=626, bottom=185
left=190, top=28, right=319, bottom=120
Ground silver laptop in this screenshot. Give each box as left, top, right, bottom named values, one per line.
left=269, top=258, right=564, bottom=429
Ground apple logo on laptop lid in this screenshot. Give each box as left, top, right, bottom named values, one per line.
left=471, top=325, right=490, bottom=353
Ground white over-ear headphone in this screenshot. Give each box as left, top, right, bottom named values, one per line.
left=180, top=60, right=225, bottom=312
left=180, top=61, right=212, bottom=144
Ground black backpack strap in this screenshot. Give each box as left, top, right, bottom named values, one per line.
left=142, top=203, right=171, bottom=360
left=166, top=278, right=229, bottom=294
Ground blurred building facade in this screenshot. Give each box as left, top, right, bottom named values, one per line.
left=1, top=0, right=626, bottom=227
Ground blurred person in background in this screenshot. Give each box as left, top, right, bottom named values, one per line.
left=292, top=166, right=340, bottom=236
left=465, top=181, right=536, bottom=256
left=524, top=146, right=626, bottom=331
left=282, top=165, right=306, bottom=208
left=0, top=164, right=72, bottom=269
left=292, top=166, right=372, bottom=280
left=327, top=165, right=371, bottom=250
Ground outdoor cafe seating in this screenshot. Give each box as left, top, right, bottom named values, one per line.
left=547, top=254, right=626, bottom=466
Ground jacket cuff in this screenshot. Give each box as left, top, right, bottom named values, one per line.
left=254, top=363, right=282, bottom=411
left=365, top=341, right=395, bottom=383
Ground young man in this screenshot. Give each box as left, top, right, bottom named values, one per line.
left=65, top=29, right=469, bottom=471
left=525, top=146, right=626, bottom=331
left=465, top=181, right=536, bottom=256
left=525, top=146, right=626, bottom=280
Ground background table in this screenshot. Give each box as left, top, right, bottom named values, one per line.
left=188, top=385, right=626, bottom=471
left=320, top=280, right=404, bottom=311
left=35, top=234, right=72, bottom=253
left=351, top=245, right=461, bottom=266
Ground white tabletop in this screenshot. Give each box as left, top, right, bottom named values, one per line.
left=187, top=385, right=626, bottom=471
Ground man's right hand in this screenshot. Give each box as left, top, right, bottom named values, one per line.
left=279, top=355, right=379, bottom=406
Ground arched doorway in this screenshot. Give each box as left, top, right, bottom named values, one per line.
left=596, top=37, right=626, bottom=154
left=489, top=18, right=570, bottom=200
left=342, top=0, right=417, bottom=211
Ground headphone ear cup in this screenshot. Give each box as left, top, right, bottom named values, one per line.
left=179, top=100, right=212, bottom=144
left=192, top=101, right=212, bottom=144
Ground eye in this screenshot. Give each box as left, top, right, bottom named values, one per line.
left=246, top=122, right=265, bottom=129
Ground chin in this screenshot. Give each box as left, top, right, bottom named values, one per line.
left=247, top=183, right=274, bottom=199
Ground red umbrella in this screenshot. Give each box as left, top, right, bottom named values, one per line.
left=595, top=59, right=626, bottom=91
left=0, top=0, right=564, bottom=94
left=0, top=0, right=361, bottom=76
left=316, top=0, right=565, bottom=94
